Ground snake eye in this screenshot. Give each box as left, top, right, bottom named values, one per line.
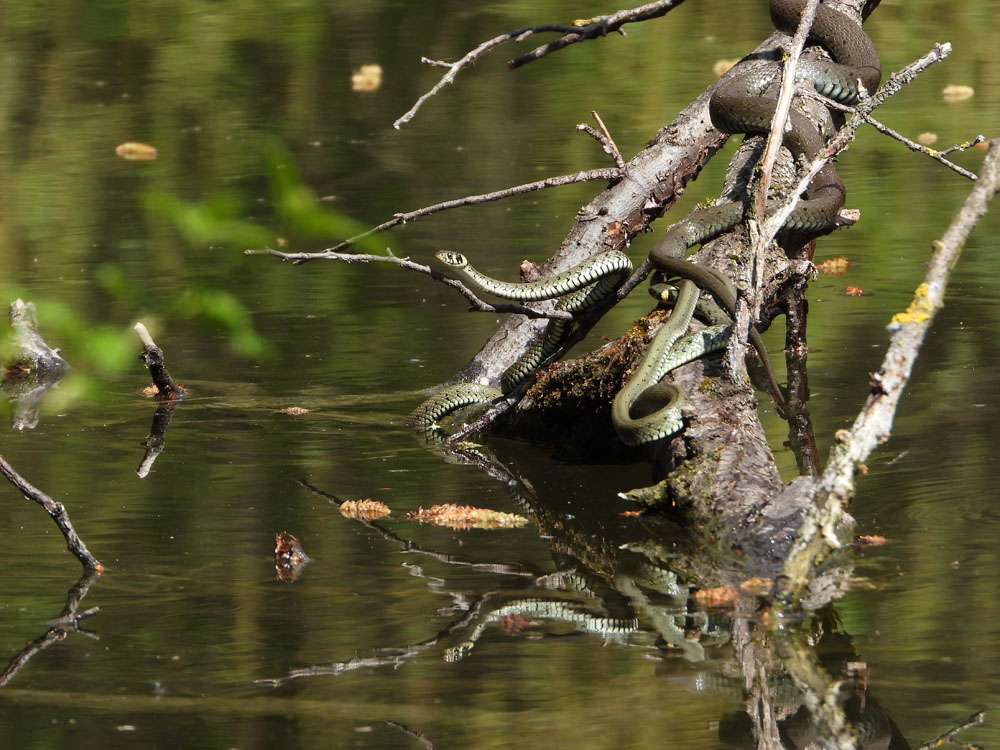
left=435, top=251, right=466, bottom=267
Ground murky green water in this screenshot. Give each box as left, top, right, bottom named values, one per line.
left=1, top=1, right=999, bottom=747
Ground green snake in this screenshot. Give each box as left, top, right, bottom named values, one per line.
left=413, top=0, right=880, bottom=445
left=650, top=0, right=881, bottom=262
left=409, top=249, right=633, bottom=428
left=444, top=597, right=640, bottom=662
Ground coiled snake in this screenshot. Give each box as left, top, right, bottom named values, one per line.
left=412, top=0, right=880, bottom=446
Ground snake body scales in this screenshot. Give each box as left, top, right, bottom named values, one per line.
left=412, top=0, right=880, bottom=446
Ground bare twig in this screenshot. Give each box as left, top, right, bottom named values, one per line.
left=0, top=455, right=102, bottom=571
left=579, top=111, right=626, bottom=169
left=394, top=1, right=687, bottom=127
left=249, top=248, right=573, bottom=322
left=134, top=322, right=186, bottom=400
left=508, top=0, right=689, bottom=69
left=745, top=0, right=821, bottom=364
left=863, top=119, right=983, bottom=179
left=779, top=135, right=1000, bottom=604
left=247, top=168, right=621, bottom=261
left=917, top=710, right=986, bottom=750
left=752, top=0, right=820, bottom=224
left=806, top=91, right=981, bottom=180
left=394, top=30, right=551, bottom=129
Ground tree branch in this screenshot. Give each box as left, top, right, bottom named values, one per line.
left=393, top=1, right=689, bottom=127
left=247, top=168, right=621, bottom=261
left=0, top=455, right=102, bottom=571
left=779, top=136, right=1000, bottom=605
left=248, top=248, right=573, bottom=322
left=508, top=0, right=689, bottom=69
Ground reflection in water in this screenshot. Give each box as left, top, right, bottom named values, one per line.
left=2, top=300, right=71, bottom=431
left=0, top=570, right=101, bottom=688
left=258, top=438, right=934, bottom=749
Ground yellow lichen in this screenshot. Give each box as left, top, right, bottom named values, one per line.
left=890, top=283, right=935, bottom=325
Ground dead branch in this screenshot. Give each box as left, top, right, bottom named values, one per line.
left=0, top=455, right=102, bottom=571
left=508, top=0, right=689, bottom=69
left=864, top=120, right=983, bottom=179
left=752, top=0, right=821, bottom=226
left=778, top=136, right=1000, bottom=605
left=247, top=167, right=621, bottom=260
left=917, top=711, right=986, bottom=750
left=248, top=248, right=573, bottom=322
left=577, top=110, right=626, bottom=170
left=808, top=92, right=981, bottom=181
left=134, top=323, right=186, bottom=399
left=393, top=1, right=688, bottom=127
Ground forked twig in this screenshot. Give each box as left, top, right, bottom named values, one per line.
left=0, top=455, right=102, bottom=571
left=394, top=0, right=688, bottom=127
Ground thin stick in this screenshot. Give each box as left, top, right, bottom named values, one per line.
left=808, top=91, right=982, bottom=181
left=863, top=119, right=983, bottom=180
left=395, top=26, right=580, bottom=129
left=508, top=0, right=689, bottom=69
left=249, top=249, right=573, bottom=322
left=0, top=455, right=102, bottom=571
left=580, top=111, right=626, bottom=169
left=745, top=0, right=821, bottom=362
left=246, top=168, right=621, bottom=262
left=779, top=136, right=1000, bottom=604
left=394, top=1, right=688, bottom=127
left=917, top=710, right=986, bottom=750
left=752, top=0, right=820, bottom=224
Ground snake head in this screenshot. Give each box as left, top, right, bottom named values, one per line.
left=434, top=250, right=468, bottom=268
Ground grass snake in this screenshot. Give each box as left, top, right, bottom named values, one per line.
left=412, top=0, right=880, bottom=446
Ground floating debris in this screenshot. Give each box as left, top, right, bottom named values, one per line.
left=406, top=504, right=528, bottom=530
left=115, top=142, right=158, bottom=161
left=816, top=255, right=851, bottom=275
left=274, top=531, right=311, bottom=582
left=941, top=84, right=974, bottom=103
left=692, top=586, right=739, bottom=607
left=845, top=285, right=864, bottom=297
left=853, top=534, right=887, bottom=549
left=279, top=406, right=310, bottom=415
left=351, top=64, right=383, bottom=92
left=340, top=499, right=392, bottom=520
